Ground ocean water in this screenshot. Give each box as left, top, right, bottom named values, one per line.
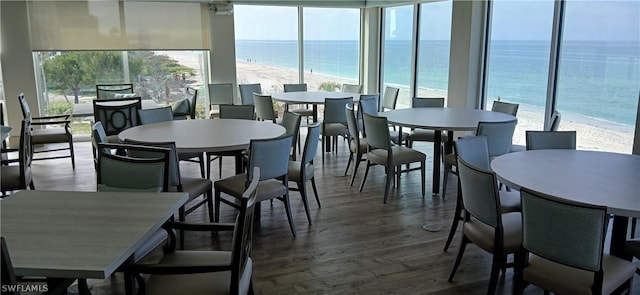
left=236, top=39, right=639, bottom=126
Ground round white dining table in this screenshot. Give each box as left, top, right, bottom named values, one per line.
left=491, top=149, right=640, bottom=259
left=272, top=91, right=362, bottom=122
left=118, top=119, right=286, bottom=173
left=382, top=108, right=516, bottom=195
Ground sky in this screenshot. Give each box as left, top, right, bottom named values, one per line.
left=233, top=1, right=639, bottom=42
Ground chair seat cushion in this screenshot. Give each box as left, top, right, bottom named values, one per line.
left=463, top=212, right=522, bottom=254
left=407, top=129, right=448, bottom=142
left=523, top=253, right=636, bottom=295
left=146, top=251, right=252, bottom=295
left=626, top=238, right=640, bottom=258
left=444, top=153, right=456, bottom=166
left=290, top=107, right=314, bottom=116
left=287, top=161, right=314, bottom=182
left=389, top=130, right=409, bottom=144
left=173, top=177, right=212, bottom=201
left=31, top=127, right=70, bottom=144
left=106, top=134, right=120, bottom=144
left=323, top=123, right=348, bottom=137
left=499, top=190, right=521, bottom=213
left=350, top=138, right=368, bottom=153
left=367, top=146, right=426, bottom=166
left=215, top=174, right=287, bottom=202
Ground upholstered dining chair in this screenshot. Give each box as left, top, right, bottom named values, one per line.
left=379, top=86, right=407, bottom=145
left=130, top=167, right=260, bottom=295
left=1, top=117, right=35, bottom=196
left=206, top=105, right=256, bottom=179
left=93, top=97, right=142, bottom=143
left=239, top=83, right=261, bottom=105
left=491, top=100, right=519, bottom=116
left=360, top=112, right=426, bottom=203
left=214, top=135, right=296, bottom=235
left=287, top=123, right=321, bottom=225
left=321, top=97, right=352, bottom=164
left=511, top=110, right=563, bottom=152
left=344, top=103, right=368, bottom=186
left=96, top=83, right=134, bottom=99
left=525, top=130, right=576, bottom=150
left=137, top=106, right=206, bottom=179
left=443, top=136, right=521, bottom=252
left=124, top=139, right=214, bottom=249
left=357, top=94, right=379, bottom=137
left=406, top=97, right=448, bottom=148
left=91, top=121, right=109, bottom=170
left=342, top=84, right=363, bottom=94
left=18, top=93, right=75, bottom=168
left=253, top=93, right=278, bottom=123
left=280, top=111, right=302, bottom=160
left=173, top=87, right=198, bottom=120
left=448, top=157, right=522, bottom=295
left=208, top=83, right=235, bottom=119
left=442, top=119, right=517, bottom=198
left=514, top=188, right=635, bottom=295
left=283, top=83, right=313, bottom=125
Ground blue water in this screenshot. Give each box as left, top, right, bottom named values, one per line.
left=236, top=39, right=639, bottom=126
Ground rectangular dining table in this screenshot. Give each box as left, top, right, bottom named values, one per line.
left=0, top=190, right=188, bottom=294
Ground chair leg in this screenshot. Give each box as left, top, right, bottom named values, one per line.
left=29, top=181, right=36, bottom=190
left=218, top=157, right=223, bottom=178
left=350, top=154, right=362, bottom=187
left=444, top=187, right=463, bottom=252
left=214, top=190, right=221, bottom=222
left=344, top=151, right=354, bottom=176
left=69, top=140, right=76, bottom=169
left=448, top=235, right=469, bottom=282
left=383, top=167, right=393, bottom=204
left=298, top=181, right=312, bottom=225
left=206, top=153, right=212, bottom=179
left=206, top=190, right=214, bottom=222
left=310, top=177, right=320, bottom=208
left=282, top=192, right=297, bottom=236
left=198, top=154, right=205, bottom=179
left=442, top=164, right=451, bottom=198
left=487, top=254, right=503, bottom=295
left=420, top=160, right=426, bottom=197
left=322, top=136, right=326, bottom=165
left=359, top=161, right=371, bottom=192
left=178, top=207, right=186, bottom=250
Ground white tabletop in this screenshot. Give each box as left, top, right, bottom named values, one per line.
left=272, top=91, right=361, bottom=104
left=73, top=99, right=160, bottom=117
left=0, top=190, right=188, bottom=279
left=491, top=150, right=640, bottom=218
left=118, top=119, right=286, bottom=153
left=382, top=107, right=516, bottom=131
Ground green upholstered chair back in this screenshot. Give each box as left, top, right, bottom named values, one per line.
left=454, top=135, right=490, bottom=170
left=253, top=94, right=276, bottom=123
left=96, top=143, right=170, bottom=192
left=525, top=131, right=577, bottom=150
left=230, top=167, right=259, bottom=295
left=323, top=97, right=353, bottom=124
left=284, top=83, right=307, bottom=92
left=124, top=140, right=182, bottom=188
left=520, top=188, right=607, bottom=272
left=93, top=97, right=142, bottom=136
left=362, top=112, right=391, bottom=151
left=412, top=97, right=444, bottom=108
left=247, top=135, right=293, bottom=181
left=301, top=123, right=321, bottom=166
left=209, top=83, right=235, bottom=106
left=491, top=101, right=519, bottom=116
left=457, top=157, right=501, bottom=228
left=476, top=120, right=517, bottom=158
left=138, top=106, right=173, bottom=125
left=239, top=83, right=261, bottom=105
left=91, top=121, right=109, bottom=168
left=219, top=104, right=255, bottom=120
left=345, top=103, right=361, bottom=148
left=380, top=86, right=399, bottom=111
left=342, top=84, right=363, bottom=94
left=96, top=83, right=134, bottom=99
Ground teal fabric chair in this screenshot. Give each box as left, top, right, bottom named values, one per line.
left=283, top=83, right=313, bottom=124
left=321, top=97, right=352, bottom=164
left=130, top=167, right=260, bottom=295
left=214, top=135, right=296, bottom=236
left=357, top=94, right=379, bottom=136
left=208, top=83, right=235, bottom=118
left=1, top=117, right=35, bottom=196
left=359, top=112, right=426, bottom=204
left=342, top=84, right=363, bottom=94
left=515, top=188, right=635, bottom=294
left=491, top=100, right=519, bottom=116
left=406, top=97, right=448, bottom=148
left=239, top=83, right=261, bottom=105
left=287, top=123, right=321, bottom=225
left=172, top=87, right=198, bottom=120
left=206, top=105, right=257, bottom=179
left=280, top=111, right=302, bottom=160
left=344, top=103, right=368, bottom=186
left=525, top=130, right=577, bottom=150
left=93, top=97, right=142, bottom=143
left=253, top=93, right=277, bottom=123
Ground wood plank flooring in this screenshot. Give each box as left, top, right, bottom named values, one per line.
left=12, top=137, right=640, bottom=294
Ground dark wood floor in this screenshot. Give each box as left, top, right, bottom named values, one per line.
left=16, top=136, right=640, bottom=294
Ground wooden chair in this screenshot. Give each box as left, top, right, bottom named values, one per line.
left=214, top=135, right=296, bottom=235
left=18, top=93, right=75, bottom=168
left=93, top=97, right=142, bottom=143
left=1, top=117, right=35, bottom=196
left=359, top=112, right=426, bottom=203
left=173, top=87, right=198, bottom=120
left=96, top=83, right=134, bottom=99
left=448, top=157, right=522, bottom=294
left=287, top=123, right=321, bottom=224
left=514, top=188, right=635, bottom=294
left=130, top=167, right=260, bottom=295
left=344, top=103, right=368, bottom=186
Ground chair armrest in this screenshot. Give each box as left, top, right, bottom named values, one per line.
left=32, top=114, right=70, bottom=120
left=129, top=262, right=232, bottom=275
left=164, top=221, right=235, bottom=232
left=31, top=120, right=71, bottom=126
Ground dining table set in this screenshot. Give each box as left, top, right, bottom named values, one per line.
left=1, top=89, right=638, bottom=294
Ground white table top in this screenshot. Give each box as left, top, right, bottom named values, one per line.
left=0, top=190, right=188, bottom=279
left=491, top=150, right=640, bottom=218
left=73, top=99, right=160, bottom=117
left=272, top=91, right=361, bottom=104
left=382, top=108, right=516, bottom=131
left=118, top=119, right=286, bottom=153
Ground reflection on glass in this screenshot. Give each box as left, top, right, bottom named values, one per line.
left=416, top=0, right=452, bottom=103
left=556, top=0, right=639, bottom=153
left=485, top=0, right=553, bottom=145
left=382, top=5, right=414, bottom=108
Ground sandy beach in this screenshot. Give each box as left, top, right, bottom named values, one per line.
left=236, top=60, right=634, bottom=154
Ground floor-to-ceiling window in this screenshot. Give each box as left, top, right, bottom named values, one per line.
left=484, top=0, right=554, bottom=146
left=234, top=5, right=299, bottom=94
left=416, top=0, right=452, bottom=103
left=381, top=5, right=414, bottom=108
left=555, top=0, right=639, bottom=153
left=303, top=7, right=360, bottom=92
